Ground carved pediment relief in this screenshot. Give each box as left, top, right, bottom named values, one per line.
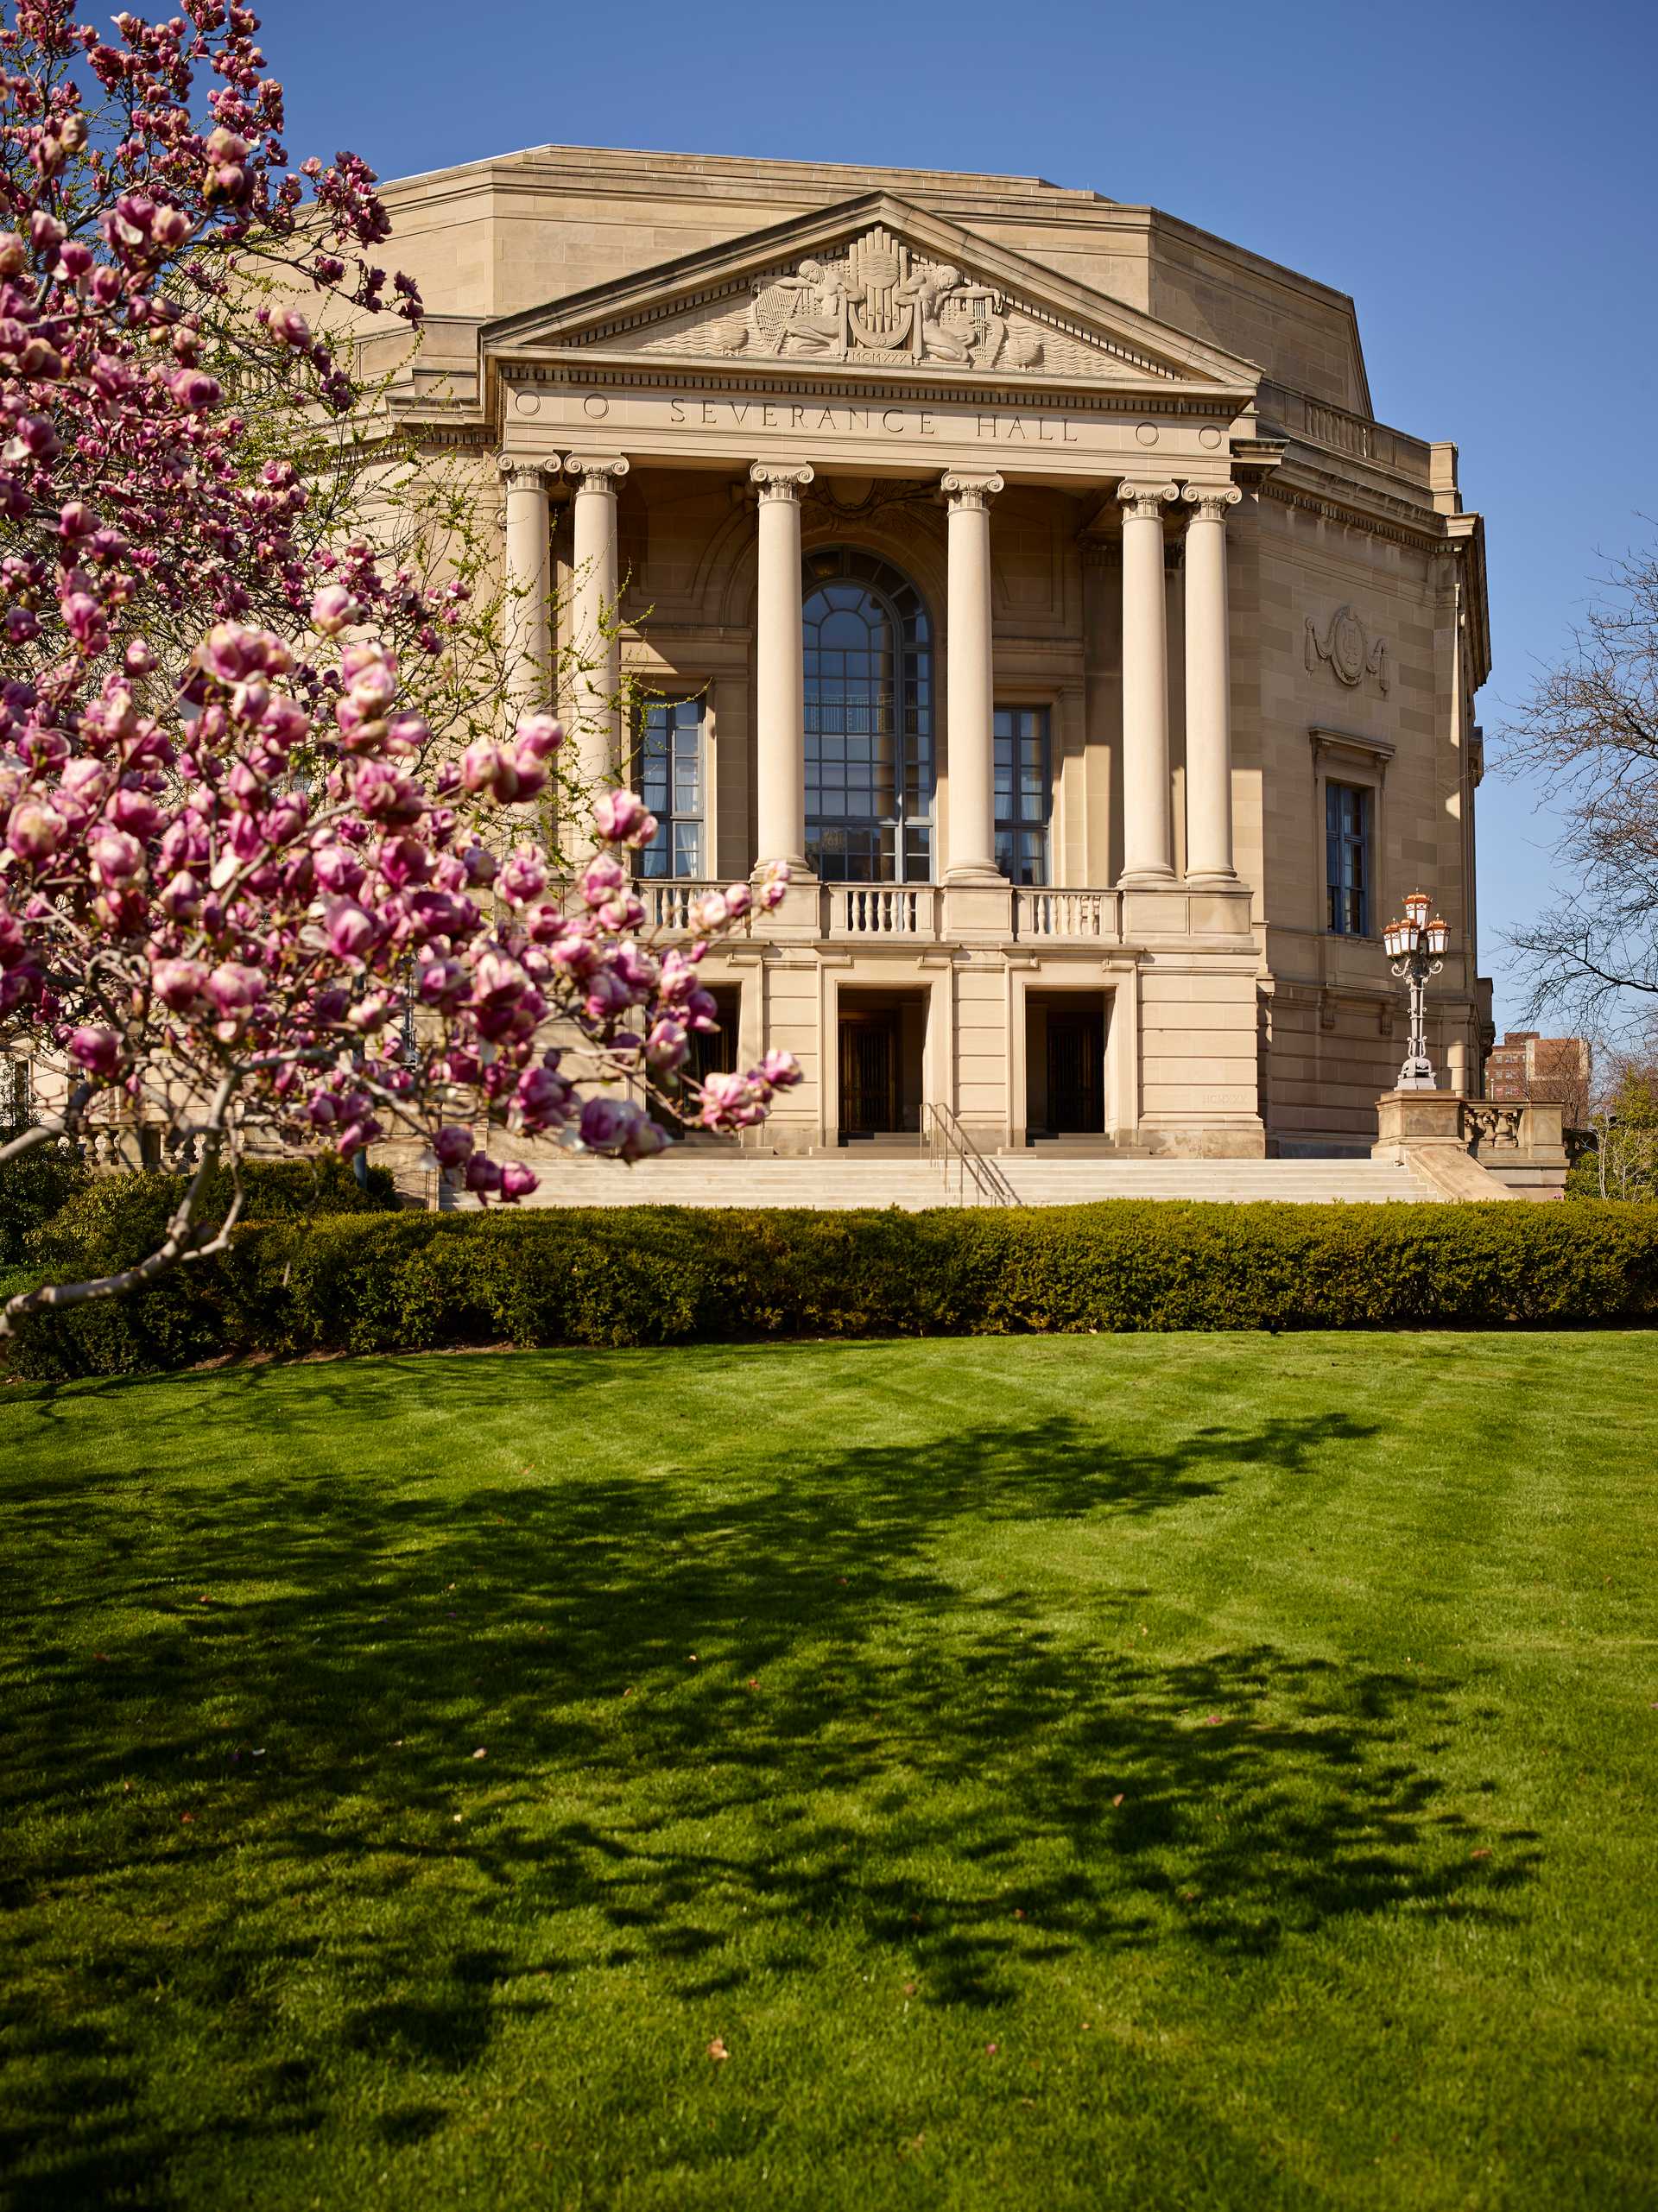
left=639, top=223, right=1133, bottom=378
left=625, top=225, right=1163, bottom=382
left=484, top=194, right=1262, bottom=396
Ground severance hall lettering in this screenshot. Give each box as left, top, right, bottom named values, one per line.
left=583, top=392, right=1085, bottom=444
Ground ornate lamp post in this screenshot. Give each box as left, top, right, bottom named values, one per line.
left=1383, top=890, right=1451, bottom=1091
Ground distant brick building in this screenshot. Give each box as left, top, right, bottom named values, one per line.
left=1485, top=1031, right=1591, bottom=1116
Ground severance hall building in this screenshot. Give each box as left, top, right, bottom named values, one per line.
left=376, top=147, right=1491, bottom=1158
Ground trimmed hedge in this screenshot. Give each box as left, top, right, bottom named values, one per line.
left=24, top=1154, right=399, bottom=1278
left=7, top=1198, right=1658, bottom=1379
left=0, top=1144, right=90, bottom=1263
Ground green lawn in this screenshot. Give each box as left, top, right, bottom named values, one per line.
left=2, top=1334, right=1654, bottom=2210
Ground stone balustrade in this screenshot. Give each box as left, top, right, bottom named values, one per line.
left=1373, top=1090, right=1569, bottom=1200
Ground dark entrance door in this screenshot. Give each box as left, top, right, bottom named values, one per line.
left=1046, top=1009, right=1105, bottom=1134
left=651, top=989, right=738, bottom=1138
left=839, top=1012, right=900, bottom=1135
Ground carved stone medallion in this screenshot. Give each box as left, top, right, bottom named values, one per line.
left=1305, top=604, right=1389, bottom=695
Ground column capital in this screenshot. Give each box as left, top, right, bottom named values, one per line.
left=562, top=453, right=630, bottom=490
left=940, top=469, right=1005, bottom=510
left=497, top=455, right=555, bottom=493
left=1116, top=479, right=1181, bottom=521
left=750, top=460, right=814, bottom=502
left=1180, top=482, right=1244, bottom=522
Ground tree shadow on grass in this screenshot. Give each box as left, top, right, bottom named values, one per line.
left=0, top=1356, right=1541, bottom=2207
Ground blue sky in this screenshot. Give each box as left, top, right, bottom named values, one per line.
left=264, top=0, right=1658, bottom=1027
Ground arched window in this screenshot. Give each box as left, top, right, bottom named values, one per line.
left=802, top=547, right=933, bottom=882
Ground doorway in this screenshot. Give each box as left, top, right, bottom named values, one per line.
left=651, top=985, right=740, bottom=1140
left=839, top=1011, right=898, bottom=1134
left=1047, top=1008, right=1104, bottom=1132
left=1024, top=991, right=1108, bottom=1139
left=837, top=989, right=927, bottom=1139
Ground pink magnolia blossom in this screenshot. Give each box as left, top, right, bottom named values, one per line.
left=578, top=1095, right=634, bottom=1152
left=66, top=1026, right=121, bottom=1078
left=325, top=900, right=380, bottom=963
left=592, top=790, right=655, bottom=846
left=6, top=802, right=65, bottom=863
left=514, top=714, right=563, bottom=760
left=152, top=959, right=207, bottom=1013
left=311, top=584, right=360, bottom=635
left=432, top=1126, right=473, bottom=1171
left=646, top=1018, right=689, bottom=1072
left=498, top=845, right=548, bottom=907
left=88, top=826, right=144, bottom=886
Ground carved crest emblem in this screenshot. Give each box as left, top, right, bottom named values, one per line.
left=723, top=225, right=1044, bottom=371
left=1306, top=604, right=1389, bottom=695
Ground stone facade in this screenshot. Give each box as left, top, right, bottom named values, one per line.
left=367, top=146, right=1492, bottom=1155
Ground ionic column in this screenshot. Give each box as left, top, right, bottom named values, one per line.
left=497, top=457, right=553, bottom=730
left=941, top=470, right=1004, bottom=882
left=750, top=461, right=814, bottom=875
left=1181, top=482, right=1243, bottom=885
left=1117, top=479, right=1180, bottom=885
left=563, top=453, right=630, bottom=812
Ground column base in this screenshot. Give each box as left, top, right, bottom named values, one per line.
left=942, top=863, right=1005, bottom=887
left=750, top=868, right=820, bottom=940
left=1117, top=866, right=1178, bottom=889
left=941, top=880, right=1014, bottom=939
left=1135, top=1116, right=1267, bottom=1160
left=1184, top=869, right=1238, bottom=889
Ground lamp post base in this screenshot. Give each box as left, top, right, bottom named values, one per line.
left=1393, top=1056, right=1439, bottom=1091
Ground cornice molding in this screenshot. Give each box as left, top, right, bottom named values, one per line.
left=1260, top=465, right=1458, bottom=554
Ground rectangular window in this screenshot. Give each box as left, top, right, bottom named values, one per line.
left=1326, top=781, right=1370, bottom=935
left=636, top=698, right=705, bottom=879
left=994, top=705, right=1052, bottom=886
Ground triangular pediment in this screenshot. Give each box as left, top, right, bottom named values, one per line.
left=483, top=194, right=1261, bottom=396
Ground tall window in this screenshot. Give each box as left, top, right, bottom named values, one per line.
left=1326, top=781, right=1370, bottom=935
left=802, top=547, right=933, bottom=882
left=636, top=698, right=706, bottom=878
left=995, top=705, right=1052, bottom=885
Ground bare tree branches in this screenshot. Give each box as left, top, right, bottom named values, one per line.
left=1500, top=544, right=1658, bottom=1034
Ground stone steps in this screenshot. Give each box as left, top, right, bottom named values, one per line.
left=457, top=1153, right=1436, bottom=1210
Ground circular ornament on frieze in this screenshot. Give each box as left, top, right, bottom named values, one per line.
left=1330, top=604, right=1366, bottom=686
left=1135, top=421, right=1160, bottom=446
left=513, top=389, right=541, bottom=416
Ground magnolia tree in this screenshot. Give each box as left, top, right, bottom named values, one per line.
left=0, top=1, right=800, bottom=1336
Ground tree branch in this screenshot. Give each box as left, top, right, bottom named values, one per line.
left=0, top=1071, right=242, bottom=1340
left=0, top=1083, right=94, bottom=1168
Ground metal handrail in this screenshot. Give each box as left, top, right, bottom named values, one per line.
left=921, top=1101, right=1020, bottom=1207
